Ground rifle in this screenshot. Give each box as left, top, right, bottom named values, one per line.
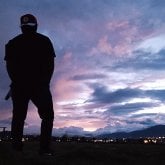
left=5, top=89, right=12, bottom=100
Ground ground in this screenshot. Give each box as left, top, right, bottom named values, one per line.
left=0, top=142, right=165, bottom=165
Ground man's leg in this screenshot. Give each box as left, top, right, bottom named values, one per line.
left=32, top=87, right=54, bottom=153
left=11, top=87, right=29, bottom=151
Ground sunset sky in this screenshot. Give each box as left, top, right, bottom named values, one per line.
left=1, top=0, right=165, bottom=136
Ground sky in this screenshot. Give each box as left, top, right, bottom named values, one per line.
left=1, top=0, right=165, bottom=136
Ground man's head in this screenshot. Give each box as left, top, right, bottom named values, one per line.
left=20, top=14, right=38, bottom=34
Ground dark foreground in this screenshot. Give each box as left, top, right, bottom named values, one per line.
left=1, top=142, right=165, bottom=165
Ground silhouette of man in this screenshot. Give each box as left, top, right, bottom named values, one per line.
left=5, top=14, right=56, bottom=155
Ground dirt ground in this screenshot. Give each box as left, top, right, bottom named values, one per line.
left=0, top=142, right=165, bottom=165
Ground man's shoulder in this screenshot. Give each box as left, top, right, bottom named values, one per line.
left=35, top=33, right=51, bottom=41
left=6, top=34, right=24, bottom=45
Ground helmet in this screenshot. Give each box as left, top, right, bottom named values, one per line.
left=20, top=14, right=37, bottom=27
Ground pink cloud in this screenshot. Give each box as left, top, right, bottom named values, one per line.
left=52, top=50, right=94, bottom=102
left=54, top=117, right=106, bottom=132
left=89, top=20, right=141, bottom=57
left=53, top=78, right=79, bottom=101
left=0, top=109, right=12, bottom=120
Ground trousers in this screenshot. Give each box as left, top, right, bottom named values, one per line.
left=11, top=85, right=54, bottom=150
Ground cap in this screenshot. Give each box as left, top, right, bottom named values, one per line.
left=20, top=14, right=37, bottom=27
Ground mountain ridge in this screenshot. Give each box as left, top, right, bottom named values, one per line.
left=97, top=125, right=165, bottom=138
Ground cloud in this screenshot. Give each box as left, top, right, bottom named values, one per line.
left=94, top=114, right=161, bottom=134
left=70, top=73, right=106, bottom=81
left=89, top=85, right=144, bottom=104
left=0, top=117, right=28, bottom=129
left=89, top=20, right=140, bottom=57
left=146, top=89, right=165, bottom=101
left=135, top=35, right=165, bottom=54
left=24, top=125, right=91, bottom=136
left=105, top=102, right=159, bottom=115
left=138, top=118, right=156, bottom=126
left=89, top=84, right=165, bottom=104
left=53, top=126, right=86, bottom=136
left=110, top=49, right=165, bottom=72
left=0, top=117, right=11, bottom=126
left=24, top=125, right=40, bottom=135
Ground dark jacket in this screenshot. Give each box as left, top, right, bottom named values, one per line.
left=5, top=32, right=55, bottom=88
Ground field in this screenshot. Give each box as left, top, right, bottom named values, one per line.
left=1, top=142, right=165, bottom=165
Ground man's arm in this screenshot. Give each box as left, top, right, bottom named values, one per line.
left=41, top=38, right=56, bottom=85
left=5, top=43, right=19, bottom=83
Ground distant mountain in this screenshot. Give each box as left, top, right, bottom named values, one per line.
left=97, top=125, right=165, bottom=139
left=2, top=125, right=165, bottom=139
